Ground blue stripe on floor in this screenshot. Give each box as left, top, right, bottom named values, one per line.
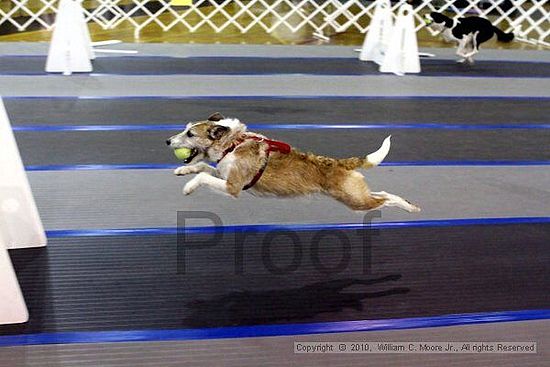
left=4, top=96, right=550, bottom=101
left=12, top=123, right=550, bottom=132
left=2, top=55, right=549, bottom=63
left=380, top=161, right=550, bottom=166
left=25, top=164, right=178, bottom=171
left=1, top=309, right=548, bottom=347
left=45, top=217, right=550, bottom=238
left=24, top=161, right=550, bottom=171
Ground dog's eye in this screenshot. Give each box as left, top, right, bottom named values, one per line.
left=186, top=130, right=194, bottom=138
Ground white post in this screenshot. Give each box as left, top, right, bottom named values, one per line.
left=0, top=97, right=46, bottom=324
left=46, top=0, right=93, bottom=75
left=380, top=4, right=420, bottom=76
left=359, top=0, right=393, bottom=64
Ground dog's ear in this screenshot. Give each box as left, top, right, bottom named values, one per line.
left=209, top=125, right=229, bottom=140
left=207, top=112, right=225, bottom=122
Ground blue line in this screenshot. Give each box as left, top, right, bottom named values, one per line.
left=24, top=161, right=550, bottom=172
left=14, top=124, right=184, bottom=132
left=4, top=95, right=550, bottom=101
left=3, top=71, right=549, bottom=79
left=3, top=55, right=550, bottom=64
left=252, top=123, right=550, bottom=130
left=380, top=160, right=550, bottom=166
left=12, top=123, right=550, bottom=132
left=45, top=217, right=550, bottom=238
left=1, top=309, right=549, bottom=347
left=25, top=164, right=178, bottom=171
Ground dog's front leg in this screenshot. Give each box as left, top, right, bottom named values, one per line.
left=456, top=39, right=468, bottom=59
left=462, top=32, right=479, bottom=61
left=461, top=48, right=478, bottom=58
left=183, top=172, right=228, bottom=196
left=174, top=162, right=217, bottom=176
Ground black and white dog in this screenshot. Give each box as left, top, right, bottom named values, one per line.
left=426, top=12, right=514, bottom=64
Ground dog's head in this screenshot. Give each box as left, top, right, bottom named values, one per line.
left=426, top=12, right=453, bottom=31
left=166, top=112, right=247, bottom=164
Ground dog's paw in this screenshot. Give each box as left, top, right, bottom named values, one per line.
left=402, top=197, right=421, bottom=213
left=174, top=166, right=193, bottom=176
left=407, top=204, right=422, bottom=213
left=183, top=179, right=199, bottom=195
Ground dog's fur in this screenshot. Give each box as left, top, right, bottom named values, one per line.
left=166, top=113, right=420, bottom=212
left=427, top=12, right=514, bottom=64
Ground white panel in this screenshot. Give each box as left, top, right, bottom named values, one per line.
left=0, top=244, right=29, bottom=325
left=0, top=98, right=47, bottom=249
left=46, top=0, right=93, bottom=75
left=380, top=4, right=421, bottom=76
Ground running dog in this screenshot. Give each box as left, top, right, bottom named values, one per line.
left=426, top=12, right=514, bottom=64
left=166, top=113, right=420, bottom=212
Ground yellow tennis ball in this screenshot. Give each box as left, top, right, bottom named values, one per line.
left=174, top=147, right=192, bottom=160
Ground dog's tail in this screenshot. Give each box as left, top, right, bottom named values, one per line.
left=338, top=136, right=391, bottom=170
left=493, top=26, right=514, bottom=42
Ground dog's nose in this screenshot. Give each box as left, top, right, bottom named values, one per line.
left=166, top=139, right=171, bottom=146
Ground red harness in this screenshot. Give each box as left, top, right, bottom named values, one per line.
left=217, top=135, right=291, bottom=190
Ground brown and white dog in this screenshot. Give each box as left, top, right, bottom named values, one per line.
left=166, top=113, right=420, bottom=212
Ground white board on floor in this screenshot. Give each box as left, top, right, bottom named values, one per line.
left=0, top=97, right=46, bottom=325
left=0, top=98, right=47, bottom=249
left=0, top=244, right=29, bottom=324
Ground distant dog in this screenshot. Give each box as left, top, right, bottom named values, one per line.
left=426, top=12, right=514, bottom=64
left=166, top=113, right=420, bottom=212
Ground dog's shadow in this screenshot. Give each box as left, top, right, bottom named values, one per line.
left=182, top=274, right=409, bottom=327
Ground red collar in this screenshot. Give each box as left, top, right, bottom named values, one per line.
left=217, top=135, right=291, bottom=190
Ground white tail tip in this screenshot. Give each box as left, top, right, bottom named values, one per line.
left=366, top=135, right=391, bottom=166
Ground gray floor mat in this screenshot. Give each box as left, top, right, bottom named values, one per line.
left=6, top=97, right=549, bottom=125
left=1, top=75, right=549, bottom=97
left=15, top=129, right=550, bottom=166
left=28, top=167, right=550, bottom=230
left=1, top=224, right=548, bottom=333
left=2, top=56, right=549, bottom=78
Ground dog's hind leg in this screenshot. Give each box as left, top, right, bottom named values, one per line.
left=327, top=171, right=387, bottom=211
left=456, top=33, right=476, bottom=63
left=461, top=32, right=482, bottom=64
left=465, top=30, right=489, bottom=64
left=456, top=39, right=467, bottom=61
left=328, top=171, right=420, bottom=212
